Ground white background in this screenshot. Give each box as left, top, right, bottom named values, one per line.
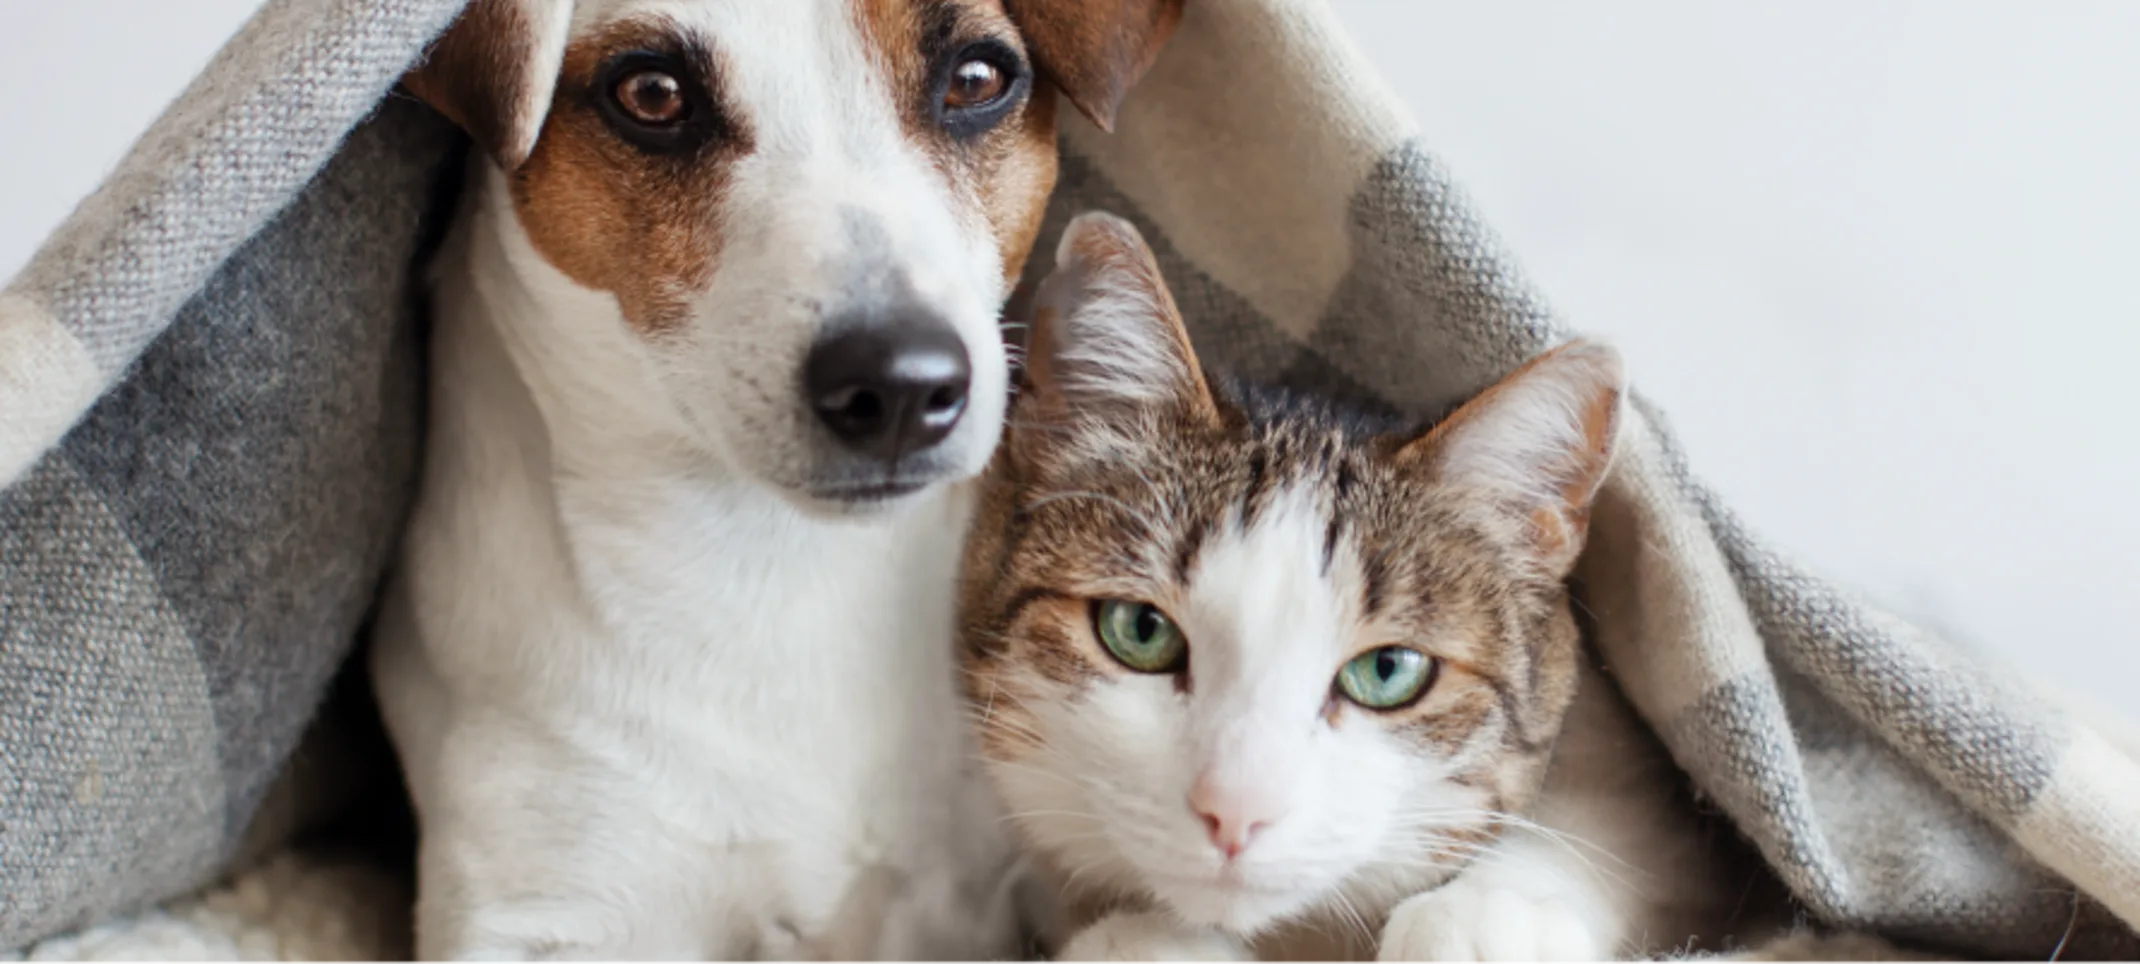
left=2, top=2, right=2133, bottom=707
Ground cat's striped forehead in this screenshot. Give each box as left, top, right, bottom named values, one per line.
left=961, top=374, right=1575, bottom=756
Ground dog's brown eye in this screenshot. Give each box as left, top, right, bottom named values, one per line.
left=614, top=69, right=687, bottom=125
left=944, top=58, right=1008, bottom=111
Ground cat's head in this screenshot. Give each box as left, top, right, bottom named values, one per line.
left=958, top=212, right=1625, bottom=936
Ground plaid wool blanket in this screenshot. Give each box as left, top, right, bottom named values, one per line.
left=3, top=0, right=2136, bottom=957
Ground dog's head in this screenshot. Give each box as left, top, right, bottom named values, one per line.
left=406, top=0, right=1181, bottom=512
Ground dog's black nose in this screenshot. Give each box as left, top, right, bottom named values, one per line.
left=805, top=323, right=972, bottom=461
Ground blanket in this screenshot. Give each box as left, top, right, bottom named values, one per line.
left=3, top=0, right=2136, bottom=957
left=6, top=850, right=1949, bottom=963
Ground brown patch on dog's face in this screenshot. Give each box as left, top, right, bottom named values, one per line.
left=852, top=0, right=1063, bottom=288
left=508, top=19, right=753, bottom=334
left=502, top=3, right=1067, bottom=334
left=982, top=89, right=1061, bottom=285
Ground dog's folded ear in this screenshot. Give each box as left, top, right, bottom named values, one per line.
left=403, top=0, right=575, bottom=169
left=1004, top=0, right=1185, bottom=133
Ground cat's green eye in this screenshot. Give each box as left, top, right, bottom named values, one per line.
left=1336, top=646, right=1438, bottom=709
left=1093, top=600, right=1186, bottom=673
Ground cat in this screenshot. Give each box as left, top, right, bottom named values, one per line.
left=955, top=212, right=1772, bottom=961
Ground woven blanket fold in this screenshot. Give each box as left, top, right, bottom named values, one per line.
left=3, top=0, right=2136, bottom=957
left=0, top=0, right=468, bottom=947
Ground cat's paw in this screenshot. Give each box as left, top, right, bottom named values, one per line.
left=1377, top=880, right=1612, bottom=962
left=1058, top=911, right=1251, bottom=961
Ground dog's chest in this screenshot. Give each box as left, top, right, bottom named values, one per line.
left=559, top=481, right=980, bottom=843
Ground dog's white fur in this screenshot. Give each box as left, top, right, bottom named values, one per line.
left=370, top=1, right=1031, bottom=957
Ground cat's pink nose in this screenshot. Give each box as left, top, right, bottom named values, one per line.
left=1187, top=777, right=1284, bottom=859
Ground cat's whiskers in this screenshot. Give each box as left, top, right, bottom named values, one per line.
left=1377, top=838, right=1499, bottom=871
left=1049, top=845, right=1145, bottom=907
left=970, top=727, right=1135, bottom=814
left=1392, top=805, right=1638, bottom=887
left=1319, top=886, right=1379, bottom=950
left=1378, top=815, right=1516, bottom=871
left=1395, top=806, right=1592, bottom=849
left=1383, top=825, right=1493, bottom=851
left=968, top=675, right=1009, bottom=733
left=1003, top=821, right=1121, bottom=865
left=1378, top=847, right=1498, bottom=876
left=1486, top=815, right=1639, bottom=886
left=983, top=766, right=1093, bottom=799
left=960, top=666, right=1073, bottom=750
left=960, top=684, right=1075, bottom=750
left=1394, top=824, right=1640, bottom=901
left=959, top=701, right=1044, bottom=740
left=995, top=805, right=1104, bottom=828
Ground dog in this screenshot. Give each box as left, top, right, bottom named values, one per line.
left=367, top=0, right=1181, bottom=957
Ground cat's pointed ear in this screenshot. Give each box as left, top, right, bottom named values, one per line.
left=1400, top=340, right=1626, bottom=570
left=1023, top=211, right=1219, bottom=426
